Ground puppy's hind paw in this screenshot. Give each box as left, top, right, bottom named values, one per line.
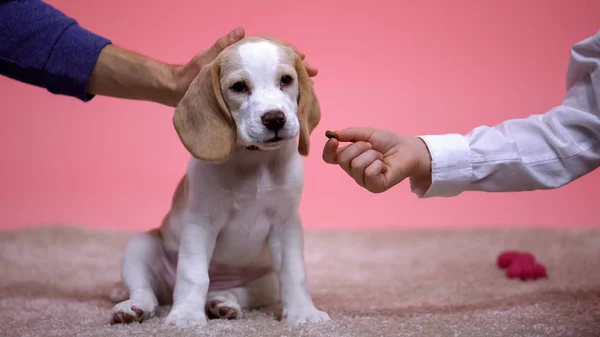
left=108, top=282, right=129, bottom=303
left=205, top=297, right=242, bottom=320
left=111, top=300, right=144, bottom=325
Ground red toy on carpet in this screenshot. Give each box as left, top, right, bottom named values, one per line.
left=497, top=251, right=547, bottom=281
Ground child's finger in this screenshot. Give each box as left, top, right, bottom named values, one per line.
left=322, top=138, right=340, bottom=164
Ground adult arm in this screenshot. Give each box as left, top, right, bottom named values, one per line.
left=0, top=0, right=112, bottom=102
left=412, top=30, right=600, bottom=197
left=0, top=0, right=255, bottom=107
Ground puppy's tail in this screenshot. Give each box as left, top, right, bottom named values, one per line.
left=108, top=281, right=129, bottom=303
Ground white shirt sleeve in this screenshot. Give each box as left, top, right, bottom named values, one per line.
left=410, top=30, right=600, bottom=198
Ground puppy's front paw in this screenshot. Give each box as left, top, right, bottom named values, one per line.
left=111, top=303, right=144, bottom=325
left=282, top=305, right=330, bottom=325
left=111, top=300, right=153, bottom=325
left=165, top=309, right=207, bottom=328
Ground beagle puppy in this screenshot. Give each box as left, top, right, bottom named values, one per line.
left=108, top=36, right=329, bottom=328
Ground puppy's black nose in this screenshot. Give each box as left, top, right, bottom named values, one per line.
left=261, top=110, right=286, bottom=131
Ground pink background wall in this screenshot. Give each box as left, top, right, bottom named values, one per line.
left=1, top=0, right=599, bottom=231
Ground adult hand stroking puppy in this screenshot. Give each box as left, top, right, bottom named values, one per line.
left=108, top=36, right=329, bottom=328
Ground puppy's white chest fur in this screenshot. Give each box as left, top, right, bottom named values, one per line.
left=165, top=143, right=304, bottom=288
left=206, top=159, right=302, bottom=267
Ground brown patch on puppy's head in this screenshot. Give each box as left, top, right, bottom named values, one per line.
left=173, top=55, right=236, bottom=162
left=173, top=38, right=258, bottom=163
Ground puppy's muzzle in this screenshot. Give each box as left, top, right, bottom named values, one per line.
left=261, top=110, right=286, bottom=131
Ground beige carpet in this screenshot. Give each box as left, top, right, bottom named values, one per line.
left=1, top=225, right=599, bottom=337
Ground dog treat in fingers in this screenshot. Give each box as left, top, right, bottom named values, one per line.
left=325, top=130, right=337, bottom=139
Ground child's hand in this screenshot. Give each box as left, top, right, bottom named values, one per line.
left=322, top=127, right=432, bottom=193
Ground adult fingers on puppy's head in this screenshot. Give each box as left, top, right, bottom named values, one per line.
left=350, top=150, right=384, bottom=188
left=204, top=27, right=245, bottom=60
left=338, top=141, right=372, bottom=176
left=303, top=60, right=318, bottom=77
left=220, top=27, right=245, bottom=50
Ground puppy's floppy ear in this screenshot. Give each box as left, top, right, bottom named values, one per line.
left=294, top=54, right=321, bottom=156
left=173, top=59, right=236, bottom=162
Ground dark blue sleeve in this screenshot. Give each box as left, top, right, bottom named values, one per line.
left=0, top=0, right=112, bottom=101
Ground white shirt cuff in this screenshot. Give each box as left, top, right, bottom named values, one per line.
left=410, top=134, right=473, bottom=198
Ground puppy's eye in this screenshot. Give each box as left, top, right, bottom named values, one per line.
left=280, top=75, right=293, bottom=86
left=231, top=81, right=248, bottom=93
